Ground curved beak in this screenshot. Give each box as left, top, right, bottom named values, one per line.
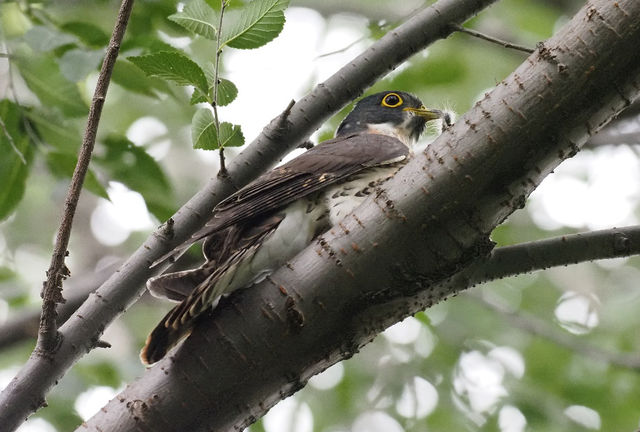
left=404, top=107, right=451, bottom=126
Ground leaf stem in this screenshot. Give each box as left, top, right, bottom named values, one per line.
left=0, top=117, right=27, bottom=164
left=212, top=0, right=228, bottom=176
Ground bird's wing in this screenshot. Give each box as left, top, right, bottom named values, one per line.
left=202, top=132, right=409, bottom=234
left=151, top=133, right=409, bottom=266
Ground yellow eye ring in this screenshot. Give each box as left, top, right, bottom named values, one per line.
left=381, top=93, right=403, bottom=108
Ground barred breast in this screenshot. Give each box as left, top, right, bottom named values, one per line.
left=324, top=163, right=406, bottom=226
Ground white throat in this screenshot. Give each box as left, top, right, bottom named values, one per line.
left=366, top=121, right=417, bottom=148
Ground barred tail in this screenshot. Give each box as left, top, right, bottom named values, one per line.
left=140, top=309, right=195, bottom=365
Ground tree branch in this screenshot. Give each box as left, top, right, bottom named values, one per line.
left=0, top=0, right=498, bottom=429
left=468, top=293, right=640, bottom=370
left=81, top=1, right=640, bottom=430
left=35, top=0, right=134, bottom=355
left=459, top=226, right=640, bottom=287
left=0, top=261, right=120, bottom=351
left=2, top=226, right=637, bottom=353
left=452, top=23, right=535, bottom=53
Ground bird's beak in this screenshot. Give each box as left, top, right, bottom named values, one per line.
left=403, top=106, right=446, bottom=122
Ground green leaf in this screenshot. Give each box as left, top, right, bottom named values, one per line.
left=94, top=136, right=174, bottom=221
left=15, top=54, right=89, bottom=118
left=25, top=108, right=81, bottom=153
left=192, top=108, right=218, bottom=149
left=190, top=62, right=238, bottom=105
left=121, top=36, right=179, bottom=54
left=169, top=0, right=218, bottom=40
left=111, top=59, right=165, bottom=98
left=45, top=152, right=109, bottom=199
left=59, top=48, right=105, bottom=82
left=219, top=122, right=244, bottom=147
left=59, top=21, right=110, bottom=48
left=216, top=78, right=239, bottom=107
left=0, top=266, right=17, bottom=282
left=222, top=0, right=289, bottom=50
left=128, top=52, right=209, bottom=95
left=0, top=100, right=34, bottom=221
left=23, top=26, right=77, bottom=52
left=191, top=109, right=244, bottom=150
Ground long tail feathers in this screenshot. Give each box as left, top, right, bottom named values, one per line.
left=140, top=311, right=194, bottom=365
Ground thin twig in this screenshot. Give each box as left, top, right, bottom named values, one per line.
left=212, top=0, right=228, bottom=176
left=0, top=117, right=27, bottom=164
left=451, top=23, right=534, bottom=54
left=317, top=36, right=366, bottom=59
left=35, top=0, right=135, bottom=355
left=468, top=292, right=640, bottom=369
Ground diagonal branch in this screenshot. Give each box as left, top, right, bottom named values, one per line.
left=452, top=23, right=535, bottom=53
left=0, top=0, right=498, bottom=429
left=468, top=293, right=640, bottom=370
left=1, top=226, right=637, bottom=352
left=36, top=0, right=135, bottom=354
left=82, top=0, right=640, bottom=430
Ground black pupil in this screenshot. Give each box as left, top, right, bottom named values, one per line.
left=386, top=95, right=399, bottom=106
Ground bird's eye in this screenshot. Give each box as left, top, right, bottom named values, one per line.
left=381, top=93, right=403, bottom=108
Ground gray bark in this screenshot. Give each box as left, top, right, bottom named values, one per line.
left=0, top=0, right=497, bottom=430
left=79, top=0, right=640, bottom=431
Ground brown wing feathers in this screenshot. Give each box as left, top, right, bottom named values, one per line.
left=142, top=133, right=410, bottom=364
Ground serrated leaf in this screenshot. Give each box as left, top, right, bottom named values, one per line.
left=222, top=0, right=289, bottom=50
left=191, top=109, right=244, bottom=150
left=0, top=100, right=34, bottom=221
left=218, top=122, right=244, bottom=147
left=216, top=78, right=238, bottom=106
left=59, top=21, right=110, bottom=48
left=94, top=137, right=174, bottom=221
left=128, top=52, right=208, bottom=95
left=45, top=152, right=109, bottom=199
left=192, top=108, right=218, bottom=149
left=23, top=26, right=78, bottom=52
left=190, top=63, right=238, bottom=106
left=169, top=0, right=218, bottom=40
left=111, top=59, right=164, bottom=98
left=15, top=54, right=89, bottom=118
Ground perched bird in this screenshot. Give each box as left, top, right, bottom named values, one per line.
left=141, top=91, right=448, bottom=365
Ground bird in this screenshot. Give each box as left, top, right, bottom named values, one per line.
left=141, top=91, right=449, bottom=365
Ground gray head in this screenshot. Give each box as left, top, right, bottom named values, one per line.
left=336, top=91, right=446, bottom=146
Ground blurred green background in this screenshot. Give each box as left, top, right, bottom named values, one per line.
left=1, top=0, right=640, bottom=431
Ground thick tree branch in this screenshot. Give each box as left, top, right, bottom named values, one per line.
left=1, top=226, right=637, bottom=352
left=585, top=94, right=640, bottom=147
left=0, top=0, right=497, bottom=429
left=82, top=1, right=640, bottom=431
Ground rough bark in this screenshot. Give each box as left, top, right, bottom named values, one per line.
left=0, top=0, right=497, bottom=430
left=79, top=0, right=640, bottom=431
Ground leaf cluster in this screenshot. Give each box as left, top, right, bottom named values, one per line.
left=128, top=0, right=289, bottom=151
left=0, top=2, right=177, bottom=221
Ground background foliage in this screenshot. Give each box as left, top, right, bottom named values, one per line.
left=1, top=0, right=640, bottom=431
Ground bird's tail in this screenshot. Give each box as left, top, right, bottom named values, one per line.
left=140, top=308, right=195, bottom=365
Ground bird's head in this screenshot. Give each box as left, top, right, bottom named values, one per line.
left=336, top=91, right=448, bottom=147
